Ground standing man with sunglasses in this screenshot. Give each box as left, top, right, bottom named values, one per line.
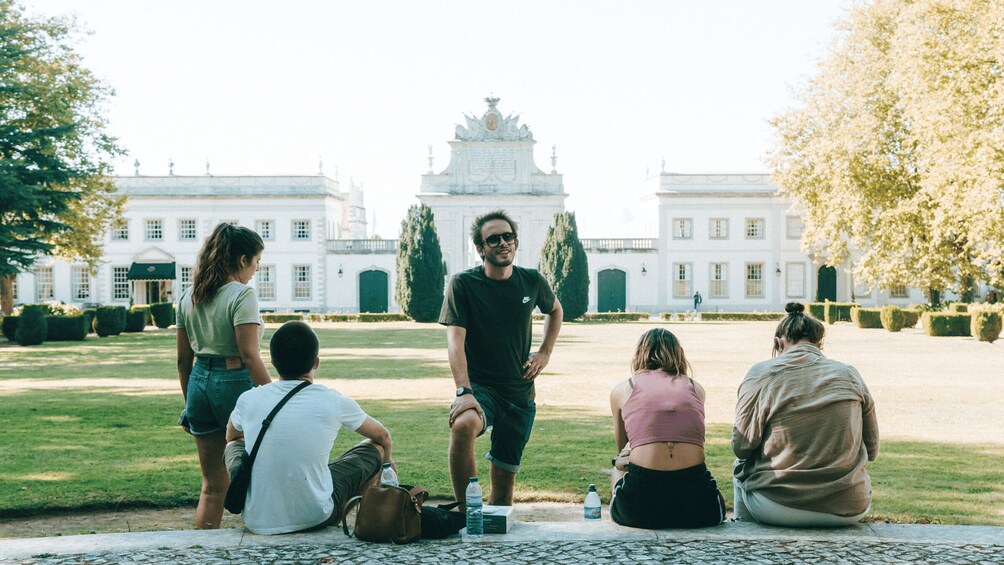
left=440, top=209, right=563, bottom=509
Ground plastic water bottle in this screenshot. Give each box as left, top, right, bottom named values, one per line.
left=584, top=484, right=601, bottom=520
left=465, top=476, right=483, bottom=539
left=379, top=463, right=399, bottom=487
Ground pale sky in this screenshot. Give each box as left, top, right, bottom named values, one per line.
left=28, top=0, right=849, bottom=238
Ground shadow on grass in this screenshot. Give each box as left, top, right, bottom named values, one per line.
left=2, top=391, right=1002, bottom=526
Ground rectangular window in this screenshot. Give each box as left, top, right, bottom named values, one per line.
left=35, top=266, right=53, bottom=300
left=786, top=216, right=804, bottom=239
left=145, top=219, right=163, bottom=241
left=256, top=220, right=274, bottom=241
left=889, top=284, right=909, bottom=298
left=112, top=266, right=130, bottom=301
left=111, top=220, right=129, bottom=241
left=710, top=263, right=728, bottom=298
left=786, top=262, right=806, bottom=298
left=179, top=219, right=197, bottom=241
left=221, top=219, right=239, bottom=226
left=672, top=218, right=692, bottom=239
left=745, top=218, right=765, bottom=239
left=672, top=263, right=692, bottom=297
left=710, top=218, right=729, bottom=239
left=256, top=265, right=276, bottom=300
left=745, top=263, right=764, bottom=298
left=293, top=265, right=311, bottom=300
left=180, top=266, right=194, bottom=293
left=72, top=266, right=91, bottom=301
left=292, top=220, right=311, bottom=241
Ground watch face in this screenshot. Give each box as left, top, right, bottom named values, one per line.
left=456, top=387, right=465, bottom=396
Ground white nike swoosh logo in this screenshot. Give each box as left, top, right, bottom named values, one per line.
left=522, top=296, right=530, bottom=303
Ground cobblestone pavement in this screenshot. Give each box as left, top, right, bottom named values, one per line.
left=9, top=538, right=1004, bottom=564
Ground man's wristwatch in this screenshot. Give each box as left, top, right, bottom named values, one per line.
left=456, top=386, right=474, bottom=397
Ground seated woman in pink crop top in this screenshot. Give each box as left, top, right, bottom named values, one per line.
left=608, top=328, right=725, bottom=529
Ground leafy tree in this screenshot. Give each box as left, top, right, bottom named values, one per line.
left=0, top=0, right=125, bottom=314
left=395, top=204, right=446, bottom=322
left=539, top=212, right=589, bottom=321
left=769, top=0, right=1004, bottom=300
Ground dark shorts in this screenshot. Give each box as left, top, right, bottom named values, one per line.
left=610, top=462, right=726, bottom=529
left=185, top=357, right=253, bottom=436
left=326, top=443, right=382, bottom=524
left=473, top=384, right=536, bottom=474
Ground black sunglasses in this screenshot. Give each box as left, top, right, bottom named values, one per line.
left=484, top=232, right=517, bottom=248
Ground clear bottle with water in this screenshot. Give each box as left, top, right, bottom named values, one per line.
left=379, top=463, right=399, bottom=487
left=584, top=483, right=601, bottom=520
left=465, top=476, right=483, bottom=539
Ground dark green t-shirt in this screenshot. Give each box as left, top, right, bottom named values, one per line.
left=439, top=266, right=556, bottom=403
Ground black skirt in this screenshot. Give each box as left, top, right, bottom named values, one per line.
left=610, top=462, right=725, bottom=529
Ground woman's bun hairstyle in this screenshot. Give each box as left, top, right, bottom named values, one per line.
left=785, top=302, right=805, bottom=315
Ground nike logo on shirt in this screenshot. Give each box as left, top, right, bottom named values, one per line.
left=522, top=296, right=530, bottom=304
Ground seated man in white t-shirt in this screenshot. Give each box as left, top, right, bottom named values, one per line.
left=224, top=321, right=392, bottom=535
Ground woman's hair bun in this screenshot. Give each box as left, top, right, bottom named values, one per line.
left=785, top=302, right=805, bottom=315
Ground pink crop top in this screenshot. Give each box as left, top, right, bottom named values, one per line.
left=621, top=370, right=705, bottom=448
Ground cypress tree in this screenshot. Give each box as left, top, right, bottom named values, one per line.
left=395, top=204, right=446, bottom=322
left=539, top=212, right=589, bottom=321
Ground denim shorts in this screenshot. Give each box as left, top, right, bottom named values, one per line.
left=473, top=384, right=536, bottom=474
left=185, top=357, right=254, bottom=436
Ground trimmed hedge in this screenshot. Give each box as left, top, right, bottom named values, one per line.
left=698, top=312, right=785, bottom=321
left=880, top=306, right=905, bottom=332
left=585, top=312, right=650, bottom=322
left=850, top=307, right=883, bottom=329
left=902, top=309, right=920, bottom=329
left=94, top=306, right=128, bottom=337
left=807, top=302, right=826, bottom=320
left=921, top=312, right=972, bottom=337
left=948, top=303, right=969, bottom=314
left=824, top=301, right=857, bottom=324
left=150, top=302, right=175, bottom=329
left=82, top=308, right=97, bottom=334
left=358, top=313, right=410, bottom=322
left=124, top=309, right=147, bottom=332
left=971, top=310, right=1002, bottom=343
left=324, top=314, right=357, bottom=322
left=262, top=313, right=304, bottom=323
left=15, top=305, right=47, bottom=346
left=45, top=315, right=88, bottom=341
left=131, top=305, right=152, bottom=326
left=2, top=316, right=17, bottom=341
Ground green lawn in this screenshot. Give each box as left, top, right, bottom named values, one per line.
left=1, top=325, right=1002, bottom=525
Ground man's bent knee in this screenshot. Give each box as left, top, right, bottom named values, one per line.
left=451, top=410, right=482, bottom=440
left=358, top=438, right=385, bottom=460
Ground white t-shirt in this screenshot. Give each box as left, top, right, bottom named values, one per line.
left=230, top=380, right=368, bottom=535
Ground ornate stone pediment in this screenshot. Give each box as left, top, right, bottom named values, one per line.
left=454, top=96, right=533, bottom=142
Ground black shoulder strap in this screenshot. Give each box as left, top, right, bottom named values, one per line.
left=245, top=380, right=311, bottom=467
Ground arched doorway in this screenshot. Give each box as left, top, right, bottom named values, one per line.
left=816, top=266, right=837, bottom=302
left=359, top=270, right=388, bottom=313
left=597, top=269, right=626, bottom=312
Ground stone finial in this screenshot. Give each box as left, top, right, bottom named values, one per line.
left=133, top=158, right=140, bottom=176
left=485, top=95, right=500, bottom=109
left=318, top=156, right=324, bottom=175
left=334, top=166, right=339, bottom=181
left=168, top=159, right=174, bottom=176
left=205, top=158, right=211, bottom=176
left=427, top=145, right=434, bottom=173
left=551, top=144, right=558, bottom=174
left=661, top=156, right=666, bottom=173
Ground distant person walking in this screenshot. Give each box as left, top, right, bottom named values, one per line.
left=732, top=302, right=879, bottom=527
left=176, top=223, right=272, bottom=529
left=440, top=210, right=563, bottom=508
left=693, top=291, right=702, bottom=311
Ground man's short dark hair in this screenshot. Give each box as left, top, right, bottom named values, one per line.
left=269, top=321, right=319, bottom=379
left=470, top=210, right=518, bottom=247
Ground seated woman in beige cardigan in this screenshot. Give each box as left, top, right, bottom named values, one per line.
left=732, top=302, right=879, bottom=527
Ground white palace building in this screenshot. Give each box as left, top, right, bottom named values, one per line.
left=10, top=97, right=930, bottom=314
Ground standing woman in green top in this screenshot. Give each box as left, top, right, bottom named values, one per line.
left=176, top=223, right=272, bottom=529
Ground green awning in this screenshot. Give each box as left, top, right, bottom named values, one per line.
left=127, top=262, right=176, bottom=280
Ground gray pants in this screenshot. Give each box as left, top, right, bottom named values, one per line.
left=733, top=478, right=868, bottom=527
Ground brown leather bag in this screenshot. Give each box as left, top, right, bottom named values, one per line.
left=342, top=484, right=428, bottom=544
